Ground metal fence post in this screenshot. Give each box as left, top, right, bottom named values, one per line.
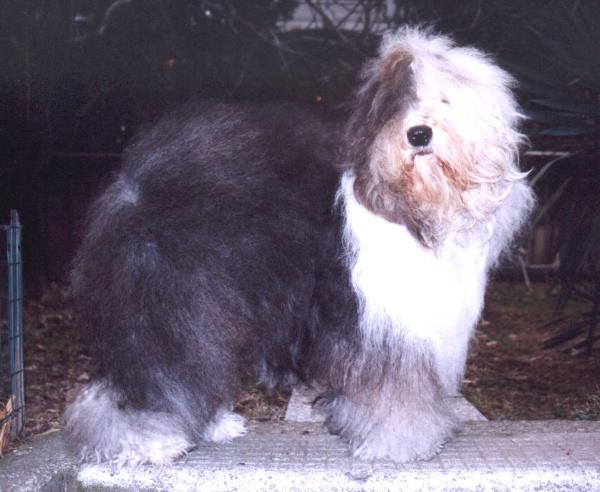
left=7, top=210, right=24, bottom=436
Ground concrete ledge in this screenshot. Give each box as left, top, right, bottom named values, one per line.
left=2, top=421, right=600, bottom=491
left=0, top=430, right=78, bottom=492
left=0, top=391, right=597, bottom=491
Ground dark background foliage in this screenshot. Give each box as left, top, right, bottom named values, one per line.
left=0, top=0, right=598, bottom=297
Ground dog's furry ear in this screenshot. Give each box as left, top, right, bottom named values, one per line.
left=344, top=50, right=415, bottom=170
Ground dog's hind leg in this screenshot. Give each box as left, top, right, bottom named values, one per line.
left=67, top=212, right=246, bottom=464
left=65, top=293, right=245, bottom=466
left=66, top=381, right=194, bottom=465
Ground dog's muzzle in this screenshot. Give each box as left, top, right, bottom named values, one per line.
left=407, top=125, right=432, bottom=147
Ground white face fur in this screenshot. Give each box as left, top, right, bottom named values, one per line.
left=364, top=28, right=528, bottom=246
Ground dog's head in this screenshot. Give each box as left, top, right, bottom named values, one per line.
left=345, top=27, right=528, bottom=247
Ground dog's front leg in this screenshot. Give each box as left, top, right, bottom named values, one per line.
left=321, top=341, right=459, bottom=463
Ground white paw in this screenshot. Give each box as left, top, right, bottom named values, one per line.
left=353, top=436, right=444, bottom=463
left=203, top=410, right=247, bottom=443
left=112, top=436, right=192, bottom=467
left=349, top=417, right=452, bottom=463
left=67, top=382, right=194, bottom=466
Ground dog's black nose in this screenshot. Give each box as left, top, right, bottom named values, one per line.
left=407, top=125, right=433, bottom=147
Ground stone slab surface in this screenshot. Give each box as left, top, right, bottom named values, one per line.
left=450, top=396, right=488, bottom=422
left=285, top=387, right=487, bottom=423
left=2, top=421, right=600, bottom=491
left=0, top=430, right=78, bottom=492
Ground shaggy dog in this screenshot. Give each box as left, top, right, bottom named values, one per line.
left=66, top=27, right=534, bottom=465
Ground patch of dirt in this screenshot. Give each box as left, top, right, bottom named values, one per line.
left=234, top=380, right=291, bottom=422
left=5, top=280, right=599, bottom=452
left=465, top=281, right=600, bottom=420
left=21, top=284, right=92, bottom=437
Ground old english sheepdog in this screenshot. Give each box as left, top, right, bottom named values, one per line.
left=66, top=27, right=534, bottom=465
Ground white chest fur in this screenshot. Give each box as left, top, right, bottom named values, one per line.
left=341, top=175, right=489, bottom=394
